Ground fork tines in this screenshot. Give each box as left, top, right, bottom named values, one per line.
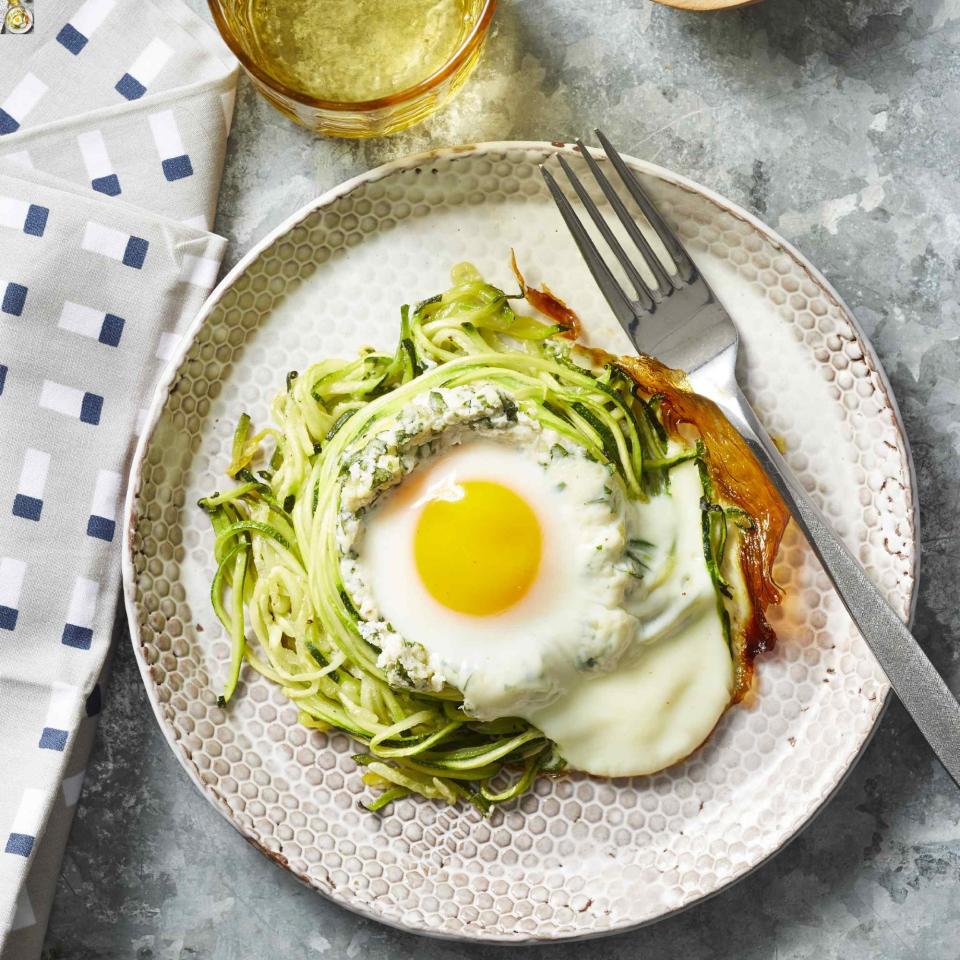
left=540, top=130, right=699, bottom=322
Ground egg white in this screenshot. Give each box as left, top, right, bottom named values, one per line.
left=528, top=460, right=735, bottom=776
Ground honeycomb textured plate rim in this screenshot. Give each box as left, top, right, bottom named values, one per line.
left=121, top=141, right=918, bottom=944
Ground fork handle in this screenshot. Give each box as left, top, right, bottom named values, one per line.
left=720, top=387, right=960, bottom=787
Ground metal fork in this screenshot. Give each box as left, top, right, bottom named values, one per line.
left=542, top=131, right=960, bottom=788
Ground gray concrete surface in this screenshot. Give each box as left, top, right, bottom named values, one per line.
left=42, top=0, right=960, bottom=957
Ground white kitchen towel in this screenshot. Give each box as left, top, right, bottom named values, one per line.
left=0, top=3, right=238, bottom=955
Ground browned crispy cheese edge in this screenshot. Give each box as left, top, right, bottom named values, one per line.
left=511, top=251, right=582, bottom=340
left=614, top=354, right=790, bottom=700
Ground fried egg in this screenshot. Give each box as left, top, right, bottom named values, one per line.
left=355, top=432, right=736, bottom=777
left=360, top=439, right=634, bottom=718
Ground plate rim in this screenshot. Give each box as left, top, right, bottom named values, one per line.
left=121, top=140, right=919, bottom=944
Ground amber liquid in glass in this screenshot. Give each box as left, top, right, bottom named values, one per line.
left=245, top=0, right=475, bottom=103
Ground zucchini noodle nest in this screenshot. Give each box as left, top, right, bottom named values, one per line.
left=200, top=261, right=775, bottom=813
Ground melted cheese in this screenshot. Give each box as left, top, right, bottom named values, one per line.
left=528, top=460, right=734, bottom=776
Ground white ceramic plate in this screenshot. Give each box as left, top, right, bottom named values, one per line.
left=123, top=143, right=917, bottom=943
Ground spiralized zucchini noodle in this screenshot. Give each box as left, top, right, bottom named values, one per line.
left=200, top=260, right=787, bottom=813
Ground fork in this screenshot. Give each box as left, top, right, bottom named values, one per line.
left=542, top=131, right=960, bottom=788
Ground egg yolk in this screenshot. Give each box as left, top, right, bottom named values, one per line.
left=414, top=480, right=542, bottom=616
